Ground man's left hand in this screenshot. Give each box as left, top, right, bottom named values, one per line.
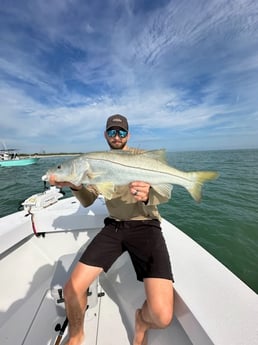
left=130, top=181, right=150, bottom=203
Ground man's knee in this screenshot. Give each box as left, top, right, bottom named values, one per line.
left=63, top=263, right=102, bottom=301
left=146, top=298, right=174, bottom=328
left=63, top=278, right=88, bottom=301
left=155, top=306, right=173, bottom=328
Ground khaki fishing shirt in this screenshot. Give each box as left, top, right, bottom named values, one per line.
left=72, top=184, right=170, bottom=222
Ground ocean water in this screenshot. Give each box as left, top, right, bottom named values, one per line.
left=0, top=149, right=258, bottom=293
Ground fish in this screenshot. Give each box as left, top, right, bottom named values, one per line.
left=42, top=149, right=219, bottom=202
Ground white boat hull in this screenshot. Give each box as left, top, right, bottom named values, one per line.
left=0, top=197, right=257, bottom=345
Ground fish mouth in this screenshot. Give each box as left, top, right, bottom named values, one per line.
left=42, top=173, right=60, bottom=185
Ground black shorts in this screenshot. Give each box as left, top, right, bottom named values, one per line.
left=79, top=217, right=174, bottom=282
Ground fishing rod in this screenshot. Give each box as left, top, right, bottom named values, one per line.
left=54, top=317, right=68, bottom=345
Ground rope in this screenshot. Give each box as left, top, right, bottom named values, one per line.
left=28, top=208, right=44, bottom=237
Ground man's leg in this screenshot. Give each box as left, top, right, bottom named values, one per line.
left=133, top=278, right=174, bottom=345
left=63, top=262, right=103, bottom=345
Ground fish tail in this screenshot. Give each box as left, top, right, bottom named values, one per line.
left=187, top=171, right=219, bottom=202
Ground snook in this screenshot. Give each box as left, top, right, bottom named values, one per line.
left=42, top=150, right=219, bottom=202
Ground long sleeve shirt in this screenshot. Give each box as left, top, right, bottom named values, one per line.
left=72, top=183, right=171, bottom=222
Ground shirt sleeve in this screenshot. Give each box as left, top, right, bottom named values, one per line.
left=71, top=185, right=99, bottom=207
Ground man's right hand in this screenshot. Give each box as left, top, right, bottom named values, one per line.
left=49, top=175, right=82, bottom=191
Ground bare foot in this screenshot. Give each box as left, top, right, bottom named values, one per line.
left=133, top=309, right=148, bottom=345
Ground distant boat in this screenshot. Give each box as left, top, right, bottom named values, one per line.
left=0, top=149, right=39, bottom=167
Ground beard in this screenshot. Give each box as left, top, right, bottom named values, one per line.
left=108, top=139, right=127, bottom=150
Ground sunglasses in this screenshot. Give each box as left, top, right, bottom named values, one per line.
left=106, top=129, right=128, bottom=138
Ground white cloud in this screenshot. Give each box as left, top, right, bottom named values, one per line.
left=0, top=0, right=258, bottom=152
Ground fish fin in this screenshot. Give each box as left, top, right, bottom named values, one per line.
left=95, top=182, right=115, bottom=200
left=112, top=148, right=167, bottom=163
left=82, top=170, right=103, bottom=182
left=187, top=171, right=219, bottom=202
left=152, top=184, right=173, bottom=198
left=140, top=149, right=168, bottom=163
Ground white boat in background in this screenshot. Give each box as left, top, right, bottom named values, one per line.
left=0, top=189, right=257, bottom=345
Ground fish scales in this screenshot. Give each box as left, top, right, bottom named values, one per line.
left=85, top=155, right=190, bottom=185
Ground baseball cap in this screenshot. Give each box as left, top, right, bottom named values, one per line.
left=106, top=114, right=129, bottom=131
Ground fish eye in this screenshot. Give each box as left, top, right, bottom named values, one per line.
left=57, top=165, right=61, bottom=169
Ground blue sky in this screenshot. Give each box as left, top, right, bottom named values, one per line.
left=1, top=0, right=258, bottom=153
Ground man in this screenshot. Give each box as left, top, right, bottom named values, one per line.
left=51, top=114, right=174, bottom=345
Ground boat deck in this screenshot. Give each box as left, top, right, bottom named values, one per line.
left=21, top=258, right=192, bottom=345
left=1, top=237, right=192, bottom=345
left=1, top=196, right=258, bottom=345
